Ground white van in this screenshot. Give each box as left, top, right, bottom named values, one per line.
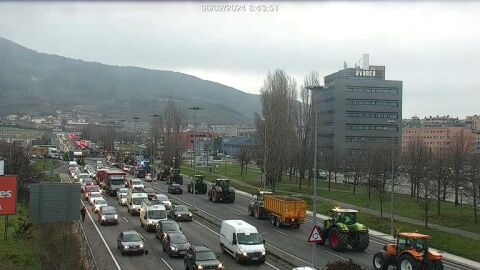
left=140, top=200, right=167, bottom=232
left=220, top=220, right=266, bottom=264
left=127, top=192, right=148, bottom=216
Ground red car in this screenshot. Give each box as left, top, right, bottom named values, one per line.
left=83, top=185, right=100, bottom=200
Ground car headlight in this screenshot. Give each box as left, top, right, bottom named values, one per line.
left=101, top=216, right=106, bottom=220
left=170, top=245, right=177, bottom=251
left=261, top=250, right=266, bottom=255
left=123, top=245, right=129, bottom=249
left=139, top=244, right=144, bottom=248
left=148, top=220, right=154, bottom=224
left=197, top=266, right=203, bottom=270
left=189, top=213, right=192, bottom=216
left=240, top=248, right=247, bottom=256
left=218, top=263, right=223, bottom=269
left=177, top=214, right=181, bottom=217
left=114, top=214, right=118, bottom=219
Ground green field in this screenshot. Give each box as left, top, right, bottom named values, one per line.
left=0, top=204, right=39, bottom=270
left=0, top=127, right=46, bottom=140
left=31, top=159, right=62, bottom=182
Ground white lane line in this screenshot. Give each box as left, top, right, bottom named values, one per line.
left=323, top=250, right=348, bottom=261
left=272, top=229, right=288, bottom=236
left=442, top=263, right=462, bottom=270
left=265, top=261, right=280, bottom=270
left=266, top=243, right=312, bottom=266
left=231, top=210, right=242, bottom=216
left=193, top=220, right=219, bottom=235
left=161, top=258, right=174, bottom=270
left=122, top=217, right=128, bottom=223
left=82, top=200, right=122, bottom=270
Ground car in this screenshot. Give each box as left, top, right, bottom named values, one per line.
left=162, top=232, right=190, bottom=257
left=168, top=183, right=183, bottom=194
left=118, top=193, right=128, bottom=206
left=92, top=198, right=108, bottom=213
left=78, top=173, right=91, bottom=183
left=122, top=164, right=132, bottom=173
left=220, top=220, right=266, bottom=264
left=80, top=177, right=95, bottom=187
left=117, top=188, right=128, bottom=200
left=117, top=230, right=148, bottom=255
left=156, top=220, right=181, bottom=241
left=144, top=173, right=154, bottom=182
left=154, top=194, right=172, bottom=210
left=129, top=178, right=144, bottom=190
left=142, top=187, right=156, bottom=200
left=184, top=245, right=223, bottom=270
left=88, top=192, right=103, bottom=205
left=135, top=169, right=146, bottom=178
left=318, top=170, right=328, bottom=180
left=83, top=184, right=100, bottom=199
left=98, top=206, right=118, bottom=225
left=169, top=204, right=193, bottom=221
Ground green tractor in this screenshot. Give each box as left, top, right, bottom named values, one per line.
left=318, top=208, right=369, bottom=252
left=187, top=175, right=207, bottom=194
left=166, top=169, right=183, bottom=185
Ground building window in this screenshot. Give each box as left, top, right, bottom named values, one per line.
left=345, top=111, right=398, bottom=119
left=346, top=99, right=398, bottom=107
left=345, top=124, right=398, bottom=131
left=346, top=87, right=398, bottom=95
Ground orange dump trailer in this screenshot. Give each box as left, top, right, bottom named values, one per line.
left=263, top=194, right=306, bottom=228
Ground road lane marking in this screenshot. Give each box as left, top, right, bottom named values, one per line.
left=122, top=217, right=128, bottom=223
left=161, top=258, right=174, bottom=270
left=265, top=261, right=280, bottom=270
left=82, top=200, right=121, bottom=270
left=272, top=229, right=288, bottom=236
left=231, top=210, right=242, bottom=216
left=193, top=220, right=219, bottom=235
left=266, top=243, right=312, bottom=266
left=323, top=250, right=348, bottom=261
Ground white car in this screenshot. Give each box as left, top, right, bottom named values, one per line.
left=118, top=193, right=128, bottom=206
left=88, top=192, right=103, bottom=205
left=92, top=198, right=108, bottom=213
left=117, top=188, right=128, bottom=200
left=130, top=179, right=144, bottom=190
left=154, top=194, right=172, bottom=210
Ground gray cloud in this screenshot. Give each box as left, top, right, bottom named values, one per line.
left=0, top=2, right=479, bottom=118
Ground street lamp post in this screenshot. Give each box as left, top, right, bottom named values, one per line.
left=150, top=114, right=160, bottom=178
left=387, top=119, right=397, bottom=236
left=132, top=117, right=140, bottom=155
left=459, top=186, right=464, bottom=217
left=119, top=119, right=126, bottom=144
left=262, top=118, right=267, bottom=189
left=189, top=107, right=202, bottom=210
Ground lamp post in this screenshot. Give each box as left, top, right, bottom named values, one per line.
left=188, top=107, right=202, bottom=210
left=387, top=119, right=397, bottom=236
left=459, top=186, right=464, bottom=217
left=149, top=114, right=160, bottom=178
left=132, top=117, right=140, bottom=155
left=109, top=121, right=116, bottom=154
left=119, top=119, right=126, bottom=144
left=261, top=118, right=267, bottom=189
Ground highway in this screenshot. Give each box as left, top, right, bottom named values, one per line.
left=64, top=157, right=477, bottom=270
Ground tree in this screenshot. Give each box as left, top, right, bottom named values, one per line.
left=0, top=141, right=34, bottom=201
left=417, top=148, right=437, bottom=228
left=256, top=69, right=298, bottom=193
left=466, top=154, right=480, bottom=223
left=368, top=143, right=391, bottom=219
left=162, top=98, right=185, bottom=168
left=450, top=129, right=474, bottom=205
left=295, top=72, right=317, bottom=190
left=149, top=114, right=163, bottom=159
left=238, top=145, right=251, bottom=179
left=430, top=149, right=450, bottom=215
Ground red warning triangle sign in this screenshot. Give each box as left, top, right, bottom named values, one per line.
left=308, top=226, right=322, bottom=243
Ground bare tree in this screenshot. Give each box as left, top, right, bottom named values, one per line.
left=238, top=145, right=251, bottom=179
left=417, top=148, right=437, bottom=228
left=430, top=149, right=450, bottom=215
left=149, top=114, right=163, bottom=159
left=368, top=143, right=391, bottom=219
left=256, top=69, right=297, bottom=193
left=162, top=98, right=186, bottom=168
left=466, top=153, right=480, bottom=223
left=403, top=136, right=429, bottom=198
left=450, top=129, right=474, bottom=205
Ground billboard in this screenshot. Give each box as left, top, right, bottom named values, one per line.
left=0, top=175, right=17, bottom=215
left=29, top=183, right=80, bottom=223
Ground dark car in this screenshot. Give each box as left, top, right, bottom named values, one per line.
left=142, top=187, right=156, bottom=200
left=184, top=246, right=223, bottom=270
left=162, top=232, right=190, bottom=257
left=136, top=169, right=146, bottom=178
left=98, top=206, right=118, bottom=225
left=168, top=183, right=183, bottom=194
left=169, top=204, right=193, bottom=221
left=117, top=230, right=148, bottom=255
left=156, top=220, right=181, bottom=242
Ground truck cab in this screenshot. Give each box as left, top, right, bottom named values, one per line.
left=140, top=200, right=167, bottom=232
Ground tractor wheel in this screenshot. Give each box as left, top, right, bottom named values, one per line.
left=433, top=261, right=444, bottom=270
left=254, top=205, right=260, bottom=219
left=352, top=232, right=369, bottom=251
left=372, top=250, right=390, bottom=270
left=397, top=254, right=420, bottom=270
left=329, top=227, right=348, bottom=251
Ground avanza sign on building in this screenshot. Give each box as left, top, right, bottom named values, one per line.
left=0, top=175, right=17, bottom=215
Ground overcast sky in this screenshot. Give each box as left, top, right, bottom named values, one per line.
left=1, top=1, right=479, bottom=118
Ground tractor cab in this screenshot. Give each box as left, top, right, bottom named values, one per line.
left=215, top=179, right=230, bottom=189
left=171, top=169, right=181, bottom=177
left=193, top=175, right=204, bottom=183
left=325, top=208, right=358, bottom=227
left=394, top=233, right=430, bottom=256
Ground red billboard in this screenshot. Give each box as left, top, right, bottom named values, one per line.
left=0, top=176, right=17, bottom=215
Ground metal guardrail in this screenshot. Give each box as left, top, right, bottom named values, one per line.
left=76, top=221, right=99, bottom=270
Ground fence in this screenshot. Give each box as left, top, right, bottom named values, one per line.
left=75, top=221, right=99, bottom=270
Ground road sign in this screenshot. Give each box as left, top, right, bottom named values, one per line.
left=29, top=182, right=80, bottom=223
left=0, top=175, right=17, bottom=215
left=308, top=225, right=323, bottom=243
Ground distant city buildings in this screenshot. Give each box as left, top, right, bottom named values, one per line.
left=311, top=55, right=402, bottom=162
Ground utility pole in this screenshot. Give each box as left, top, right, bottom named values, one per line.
left=133, top=117, right=139, bottom=156
left=119, top=119, right=126, bottom=144
left=387, top=119, right=397, bottom=236
left=188, top=107, right=202, bottom=210
left=150, top=114, right=159, bottom=178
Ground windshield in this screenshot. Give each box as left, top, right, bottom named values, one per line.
left=196, top=251, right=217, bottom=261
left=95, top=199, right=106, bottom=205
left=170, top=234, right=187, bottom=244
left=91, top=193, right=102, bottom=198
left=338, top=212, right=357, bottom=225
left=174, top=205, right=188, bottom=211
left=164, top=222, right=180, bottom=231
left=144, top=188, right=154, bottom=193
left=156, top=195, right=168, bottom=201
left=133, top=180, right=143, bottom=185
left=133, top=197, right=146, bottom=205
left=88, top=187, right=100, bottom=192
left=148, top=210, right=166, bottom=219
left=119, top=189, right=128, bottom=194
left=237, top=233, right=263, bottom=245
left=103, top=208, right=117, bottom=215
left=123, top=233, right=142, bottom=242
left=111, top=179, right=124, bottom=185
